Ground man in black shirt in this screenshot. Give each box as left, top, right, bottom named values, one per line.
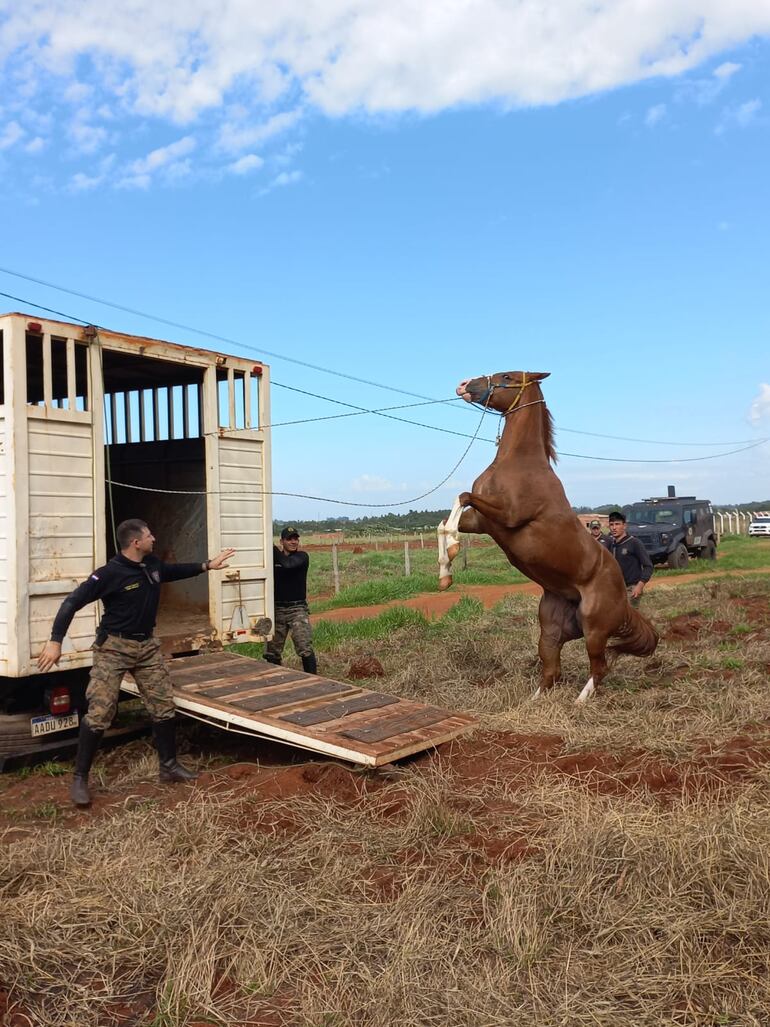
left=37, top=518, right=234, bottom=807
left=264, top=526, right=317, bottom=675
left=606, top=510, right=653, bottom=607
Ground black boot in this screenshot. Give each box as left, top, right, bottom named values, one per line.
left=263, top=652, right=281, bottom=666
left=152, top=717, right=198, bottom=783
left=301, top=652, right=318, bottom=675
left=70, top=721, right=103, bottom=807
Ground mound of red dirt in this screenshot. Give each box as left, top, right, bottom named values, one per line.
left=425, top=729, right=770, bottom=800
left=347, top=655, right=385, bottom=678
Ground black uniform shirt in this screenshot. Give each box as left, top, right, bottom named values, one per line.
left=606, top=534, right=653, bottom=587
left=50, top=553, right=203, bottom=642
left=273, top=546, right=309, bottom=604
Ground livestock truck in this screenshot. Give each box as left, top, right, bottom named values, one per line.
left=0, top=311, right=274, bottom=764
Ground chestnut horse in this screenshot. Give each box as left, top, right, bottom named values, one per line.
left=437, top=370, right=658, bottom=703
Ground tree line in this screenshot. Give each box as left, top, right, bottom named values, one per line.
left=274, top=499, right=770, bottom=537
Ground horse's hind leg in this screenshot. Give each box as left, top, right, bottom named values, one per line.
left=575, top=632, right=610, bottom=705
left=438, top=497, right=484, bottom=590
left=534, top=592, right=582, bottom=699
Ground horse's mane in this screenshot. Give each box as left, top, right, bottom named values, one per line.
left=543, top=403, right=557, bottom=464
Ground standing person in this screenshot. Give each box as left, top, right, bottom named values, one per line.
left=37, top=519, right=235, bottom=807
left=588, top=519, right=607, bottom=544
left=264, top=526, right=317, bottom=675
left=606, top=510, right=653, bottom=607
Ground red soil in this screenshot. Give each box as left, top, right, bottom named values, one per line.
left=312, top=567, right=770, bottom=624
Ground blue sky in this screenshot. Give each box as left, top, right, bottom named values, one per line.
left=1, top=2, right=769, bottom=518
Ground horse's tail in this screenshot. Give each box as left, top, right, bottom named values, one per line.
left=608, top=604, right=659, bottom=659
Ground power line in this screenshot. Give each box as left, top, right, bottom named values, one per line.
left=2, top=283, right=767, bottom=462
left=4, top=269, right=761, bottom=449
left=0, top=267, right=466, bottom=409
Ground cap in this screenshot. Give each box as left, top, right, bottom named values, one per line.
left=280, top=526, right=300, bottom=540
left=589, top=519, right=601, bottom=528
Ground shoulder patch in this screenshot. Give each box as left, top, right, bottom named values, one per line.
left=124, top=582, right=141, bottom=591
left=90, top=574, right=99, bottom=581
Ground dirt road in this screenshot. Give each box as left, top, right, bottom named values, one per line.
left=312, top=567, right=770, bottom=624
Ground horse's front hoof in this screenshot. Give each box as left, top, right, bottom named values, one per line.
left=446, top=542, right=460, bottom=561
left=438, top=575, right=454, bottom=591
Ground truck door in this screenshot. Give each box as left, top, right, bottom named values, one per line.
left=683, top=507, right=699, bottom=547
left=24, top=328, right=102, bottom=673
left=203, top=363, right=273, bottom=644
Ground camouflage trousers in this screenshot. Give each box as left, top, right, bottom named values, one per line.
left=264, top=602, right=314, bottom=663
left=85, top=635, right=175, bottom=731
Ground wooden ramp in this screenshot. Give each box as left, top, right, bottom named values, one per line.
left=120, top=651, right=476, bottom=766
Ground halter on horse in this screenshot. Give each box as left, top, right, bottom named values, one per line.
left=438, top=370, right=658, bottom=703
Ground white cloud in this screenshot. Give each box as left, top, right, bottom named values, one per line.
left=735, top=97, right=761, bottom=126
left=70, top=171, right=102, bottom=191
left=2, top=2, right=770, bottom=123
left=228, top=153, right=264, bottom=174
left=273, top=170, right=301, bottom=187
left=117, top=173, right=152, bottom=190
left=129, top=135, right=196, bottom=175
left=714, top=61, right=741, bottom=80
left=350, top=474, right=397, bottom=493
left=258, top=169, right=303, bottom=196
left=2, top=3, right=769, bottom=189
left=70, top=113, right=108, bottom=153
left=716, top=96, right=763, bottom=133
left=749, top=383, right=770, bottom=426
left=0, top=120, right=24, bottom=149
left=24, top=136, right=46, bottom=153
left=645, top=103, right=666, bottom=127
left=217, top=110, right=302, bottom=154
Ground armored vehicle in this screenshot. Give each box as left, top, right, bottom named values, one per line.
left=623, top=487, right=717, bottom=569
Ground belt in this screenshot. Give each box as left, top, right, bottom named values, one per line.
left=107, top=631, right=154, bottom=641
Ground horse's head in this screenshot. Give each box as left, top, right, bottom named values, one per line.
left=457, top=371, right=550, bottom=412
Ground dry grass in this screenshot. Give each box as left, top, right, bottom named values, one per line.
left=1, top=576, right=769, bottom=1026
left=320, top=576, right=770, bottom=759
left=2, top=772, right=770, bottom=1026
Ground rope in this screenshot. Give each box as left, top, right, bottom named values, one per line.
left=106, top=401, right=493, bottom=508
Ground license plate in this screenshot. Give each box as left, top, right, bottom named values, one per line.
left=30, top=712, right=79, bottom=738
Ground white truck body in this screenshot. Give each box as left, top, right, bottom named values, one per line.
left=0, top=311, right=274, bottom=682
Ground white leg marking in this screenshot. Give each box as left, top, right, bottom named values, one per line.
left=438, top=495, right=465, bottom=585
left=575, top=677, right=595, bottom=705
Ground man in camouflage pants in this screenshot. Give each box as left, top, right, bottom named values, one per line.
left=37, top=518, right=234, bottom=807
left=264, top=526, right=317, bottom=675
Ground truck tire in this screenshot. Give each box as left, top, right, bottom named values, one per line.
left=0, top=713, right=42, bottom=757
left=699, top=539, right=717, bottom=560
left=667, top=543, right=689, bottom=569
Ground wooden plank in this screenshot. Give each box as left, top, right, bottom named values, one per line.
left=237, top=680, right=352, bottom=712
left=193, top=670, right=309, bottom=698
left=170, top=652, right=244, bottom=670
left=176, top=665, right=309, bottom=691
left=281, top=692, right=400, bottom=726
left=340, top=706, right=449, bottom=743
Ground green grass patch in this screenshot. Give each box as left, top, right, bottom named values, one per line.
left=654, top=535, right=770, bottom=577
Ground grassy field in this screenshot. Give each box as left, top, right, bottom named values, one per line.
left=1, top=575, right=769, bottom=1026
left=306, top=535, right=770, bottom=612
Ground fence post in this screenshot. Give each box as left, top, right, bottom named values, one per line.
left=404, top=540, right=411, bottom=576
left=419, top=532, right=424, bottom=549
left=332, top=543, right=340, bottom=594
